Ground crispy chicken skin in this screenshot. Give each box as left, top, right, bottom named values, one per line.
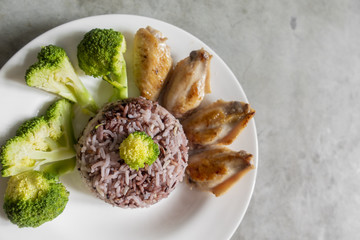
left=185, top=146, right=254, bottom=196
left=181, top=99, right=255, bottom=148
left=162, top=49, right=212, bottom=118
left=133, top=26, right=173, bottom=101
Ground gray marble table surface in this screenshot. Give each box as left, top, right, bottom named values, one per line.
left=1, top=0, right=359, bottom=239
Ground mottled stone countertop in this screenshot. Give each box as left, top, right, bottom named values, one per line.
left=1, top=0, right=360, bottom=239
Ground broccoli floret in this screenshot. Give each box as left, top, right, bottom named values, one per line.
left=0, top=99, right=76, bottom=177
left=25, top=45, right=98, bottom=114
left=77, top=28, right=128, bottom=101
left=1, top=100, right=75, bottom=227
left=119, top=132, right=160, bottom=170
left=3, top=170, right=69, bottom=228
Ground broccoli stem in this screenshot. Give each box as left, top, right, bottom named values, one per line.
left=103, top=64, right=128, bottom=101
left=111, top=86, right=128, bottom=102
left=29, top=148, right=75, bottom=162
left=40, top=158, right=76, bottom=177
left=75, top=92, right=98, bottom=114
left=44, top=137, right=62, bottom=150
left=64, top=80, right=98, bottom=114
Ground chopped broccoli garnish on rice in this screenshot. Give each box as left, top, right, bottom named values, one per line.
left=119, top=132, right=160, bottom=170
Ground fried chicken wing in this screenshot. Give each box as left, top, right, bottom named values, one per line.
left=185, top=146, right=254, bottom=196
left=181, top=99, right=255, bottom=148
left=162, top=49, right=212, bottom=118
left=133, top=26, right=173, bottom=101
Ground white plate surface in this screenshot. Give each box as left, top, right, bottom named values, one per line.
left=0, top=14, right=258, bottom=240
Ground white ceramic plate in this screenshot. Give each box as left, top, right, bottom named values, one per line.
left=0, top=14, right=257, bottom=240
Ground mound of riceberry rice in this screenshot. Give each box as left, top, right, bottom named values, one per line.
left=76, top=97, right=188, bottom=208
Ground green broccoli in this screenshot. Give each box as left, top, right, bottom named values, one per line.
left=40, top=157, right=76, bottom=177
left=3, top=170, right=69, bottom=228
left=77, top=28, right=128, bottom=101
left=119, top=132, right=160, bottom=170
left=0, top=99, right=76, bottom=177
left=25, top=45, right=98, bottom=114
